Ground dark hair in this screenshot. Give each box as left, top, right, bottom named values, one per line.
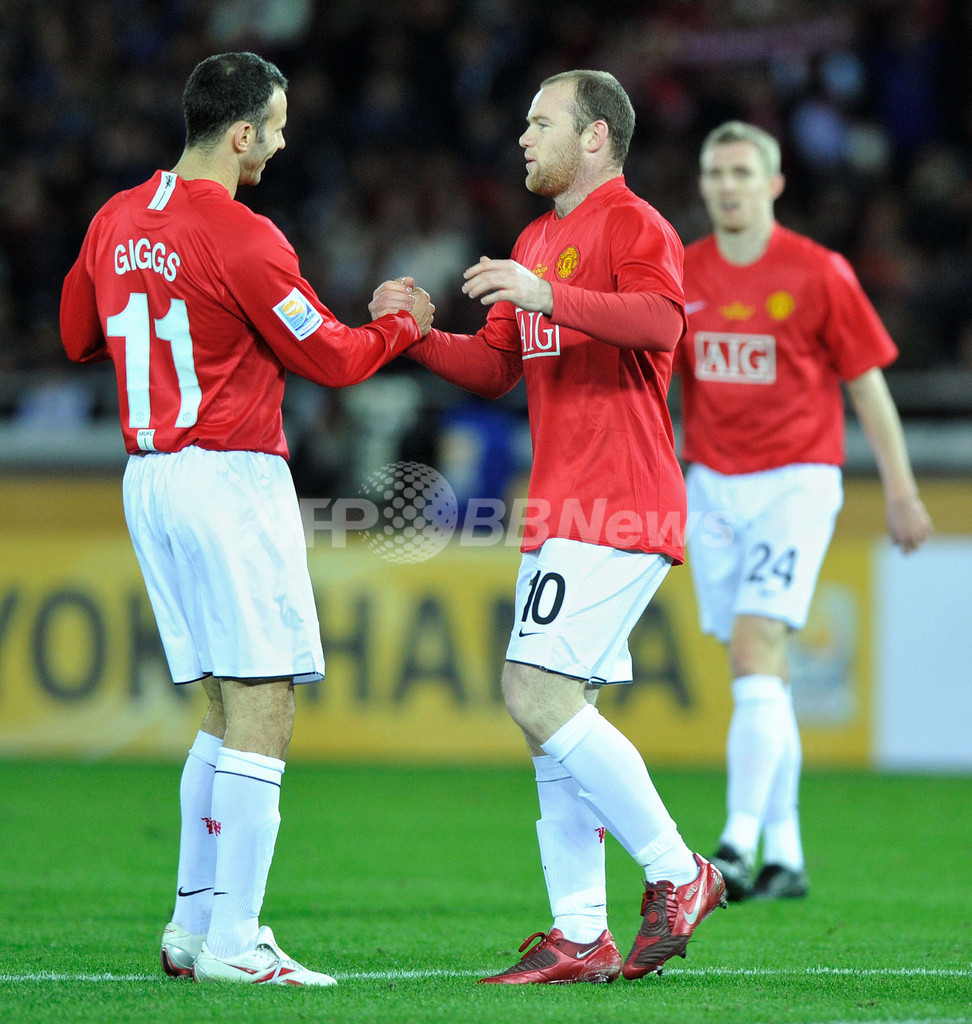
left=540, top=69, right=635, bottom=167
left=182, top=52, right=288, bottom=148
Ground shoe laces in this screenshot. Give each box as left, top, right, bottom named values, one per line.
left=517, top=932, right=550, bottom=958
left=250, top=946, right=280, bottom=968
left=640, top=880, right=674, bottom=916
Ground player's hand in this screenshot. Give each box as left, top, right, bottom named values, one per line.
left=408, top=287, right=435, bottom=336
left=886, top=494, right=933, bottom=554
left=461, top=256, right=554, bottom=315
left=369, top=276, right=415, bottom=320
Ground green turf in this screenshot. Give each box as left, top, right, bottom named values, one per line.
left=0, top=761, right=969, bottom=1024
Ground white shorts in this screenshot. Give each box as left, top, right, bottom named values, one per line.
left=685, top=462, right=843, bottom=643
left=123, top=446, right=325, bottom=685
left=505, top=538, right=671, bottom=685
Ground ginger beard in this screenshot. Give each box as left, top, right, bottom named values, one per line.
left=526, top=133, right=583, bottom=198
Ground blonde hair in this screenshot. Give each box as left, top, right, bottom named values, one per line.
left=700, top=120, right=781, bottom=177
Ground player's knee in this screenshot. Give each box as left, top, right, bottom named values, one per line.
left=501, top=666, right=552, bottom=741
left=731, top=646, right=772, bottom=678
left=729, top=616, right=788, bottom=677
left=220, top=677, right=295, bottom=759
left=501, top=673, right=533, bottom=731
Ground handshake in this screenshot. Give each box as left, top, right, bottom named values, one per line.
left=369, top=276, right=435, bottom=336
left=368, top=257, right=556, bottom=336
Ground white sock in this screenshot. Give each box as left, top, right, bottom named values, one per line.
left=761, top=689, right=804, bottom=869
left=542, top=705, right=696, bottom=886
left=172, top=730, right=222, bottom=934
left=720, top=674, right=790, bottom=858
left=533, top=754, right=607, bottom=943
left=205, top=747, right=285, bottom=958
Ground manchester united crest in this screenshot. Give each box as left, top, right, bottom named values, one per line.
left=556, top=246, right=580, bottom=279
left=766, top=290, right=795, bottom=320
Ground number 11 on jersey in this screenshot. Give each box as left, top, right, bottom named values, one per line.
left=106, top=291, right=201, bottom=449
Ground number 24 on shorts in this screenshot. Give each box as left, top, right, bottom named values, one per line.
left=745, top=543, right=797, bottom=588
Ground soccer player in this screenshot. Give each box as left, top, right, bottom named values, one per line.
left=60, top=52, right=433, bottom=985
left=372, top=70, right=726, bottom=983
left=677, top=121, right=932, bottom=901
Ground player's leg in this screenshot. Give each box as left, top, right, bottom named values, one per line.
left=718, top=464, right=842, bottom=900
left=161, top=679, right=224, bottom=977
left=483, top=541, right=724, bottom=983
left=714, top=613, right=792, bottom=898
left=503, top=663, right=726, bottom=980
left=192, top=675, right=334, bottom=986
left=143, top=448, right=331, bottom=984
left=685, top=464, right=760, bottom=899
left=123, top=454, right=225, bottom=976
left=755, top=685, right=808, bottom=899
left=202, top=675, right=292, bottom=958
left=479, top=666, right=621, bottom=983
left=532, top=685, right=610, bottom=946
left=505, top=664, right=695, bottom=885
left=504, top=542, right=695, bottom=887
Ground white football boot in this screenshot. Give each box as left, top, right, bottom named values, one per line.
left=160, top=922, right=204, bottom=978
left=193, top=926, right=337, bottom=986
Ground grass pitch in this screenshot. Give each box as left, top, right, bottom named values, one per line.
left=0, top=760, right=969, bottom=1024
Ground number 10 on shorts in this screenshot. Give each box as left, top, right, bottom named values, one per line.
left=520, top=570, right=567, bottom=627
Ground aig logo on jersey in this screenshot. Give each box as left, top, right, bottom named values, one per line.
left=695, top=331, right=776, bottom=384
left=273, top=287, right=324, bottom=340
left=517, top=308, right=561, bottom=359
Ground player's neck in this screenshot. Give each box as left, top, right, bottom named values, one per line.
left=714, top=220, right=776, bottom=266
left=552, top=169, right=621, bottom=218
left=170, top=148, right=241, bottom=199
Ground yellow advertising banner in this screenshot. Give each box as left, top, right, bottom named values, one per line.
left=0, top=476, right=964, bottom=765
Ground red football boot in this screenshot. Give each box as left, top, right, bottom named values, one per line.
left=479, top=928, right=622, bottom=984
left=622, top=853, right=727, bottom=979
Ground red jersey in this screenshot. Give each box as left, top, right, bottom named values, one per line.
left=61, top=170, right=420, bottom=457
left=677, top=224, right=898, bottom=474
left=418, top=177, right=687, bottom=559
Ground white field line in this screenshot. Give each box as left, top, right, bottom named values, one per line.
left=0, top=966, right=968, bottom=984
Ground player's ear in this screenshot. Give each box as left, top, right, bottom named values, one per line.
left=770, top=173, right=785, bottom=200
left=585, top=120, right=609, bottom=155
left=232, top=120, right=253, bottom=153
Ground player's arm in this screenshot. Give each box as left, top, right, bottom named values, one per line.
left=60, top=245, right=111, bottom=364
left=405, top=326, right=523, bottom=399
left=845, top=367, right=932, bottom=553
left=235, top=230, right=428, bottom=388
left=548, top=286, right=684, bottom=351
left=369, top=275, right=522, bottom=399
left=295, top=308, right=425, bottom=387
left=265, top=303, right=424, bottom=387
left=461, top=256, right=683, bottom=353
left=373, top=273, right=522, bottom=398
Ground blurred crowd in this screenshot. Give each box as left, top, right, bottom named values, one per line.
left=1, top=0, right=970, bottom=486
